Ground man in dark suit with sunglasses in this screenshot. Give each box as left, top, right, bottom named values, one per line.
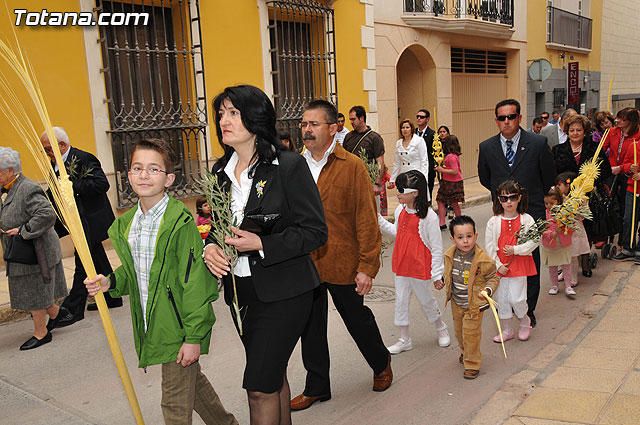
left=415, top=109, right=436, bottom=201
left=477, top=99, right=556, bottom=328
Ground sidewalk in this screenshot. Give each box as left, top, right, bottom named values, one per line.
left=470, top=260, right=640, bottom=425
left=0, top=176, right=491, bottom=322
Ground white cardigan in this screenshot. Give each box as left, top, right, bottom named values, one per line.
left=378, top=204, right=444, bottom=281
left=484, top=213, right=538, bottom=269
left=389, top=134, right=430, bottom=183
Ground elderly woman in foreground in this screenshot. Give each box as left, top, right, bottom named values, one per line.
left=0, top=147, right=68, bottom=350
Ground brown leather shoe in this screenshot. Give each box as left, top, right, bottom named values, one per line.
left=463, top=369, right=479, bottom=379
left=373, top=357, right=393, bottom=392
left=290, top=394, right=331, bottom=411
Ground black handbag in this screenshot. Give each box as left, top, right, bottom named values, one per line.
left=3, top=234, right=38, bottom=265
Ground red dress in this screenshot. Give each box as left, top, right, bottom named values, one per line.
left=497, top=215, right=536, bottom=277
left=392, top=208, right=432, bottom=280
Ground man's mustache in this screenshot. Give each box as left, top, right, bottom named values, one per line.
left=303, top=134, right=316, bottom=141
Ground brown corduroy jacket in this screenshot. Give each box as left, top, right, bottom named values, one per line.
left=311, top=143, right=381, bottom=284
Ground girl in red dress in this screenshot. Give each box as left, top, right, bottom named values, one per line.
left=379, top=170, right=450, bottom=354
left=485, top=180, right=537, bottom=342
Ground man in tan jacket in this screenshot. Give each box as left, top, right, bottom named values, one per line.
left=290, top=100, right=391, bottom=411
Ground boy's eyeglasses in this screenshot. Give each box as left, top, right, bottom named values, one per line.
left=397, top=187, right=417, bottom=194
left=129, top=166, right=167, bottom=176
left=499, top=194, right=519, bottom=202
left=496, top=113, right=519, bottom=121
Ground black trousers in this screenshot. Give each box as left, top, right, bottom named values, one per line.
left=527, top=247, right=541, bottom=319
left=428, top=169, right=436, bottom=203
left=301, top=282, right=389, bottom=397
left=61, top=241, right=120, bottom=318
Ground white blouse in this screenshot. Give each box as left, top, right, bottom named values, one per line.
left=389, top=134, right=430, bottom=183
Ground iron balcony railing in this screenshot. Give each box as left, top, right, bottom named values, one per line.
left=547, top=6, right=592, bottom=50
left=404, top=0, right=514, bottom=27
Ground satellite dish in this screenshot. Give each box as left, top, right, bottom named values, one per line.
left=528, top=59, right=552, bottom=82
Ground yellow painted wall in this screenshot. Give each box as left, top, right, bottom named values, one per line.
left=0, top=0, right=96, bottom=179
left=200, top=1, right=264, bottom=157
left=332, top=0, right=369, bottom=117
left=527, top=0, right=602, bottom=73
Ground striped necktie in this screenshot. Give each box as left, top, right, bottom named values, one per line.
left=505, top=139, right=515, bottom=167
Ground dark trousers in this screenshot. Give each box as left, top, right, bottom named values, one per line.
left=301, top=282, right=389, bottom=397
left=527, top=247, right=541, bottom=319
left=61, top=241, right=120, bottom=318
left=621, top=191, right=640, bottom=251
left=428, top=169, right=436, bottom=202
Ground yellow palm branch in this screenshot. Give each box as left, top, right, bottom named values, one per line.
left=0, top=36, right=145, bottom=424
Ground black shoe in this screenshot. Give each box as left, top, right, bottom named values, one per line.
left=20, top=332, right=52, bottom=350
left=528, top=313, right=536, bottom=328
left=46, top=306, right=71, bottom=331
left=439, top=224, right=447, bottom=230
left=582, top=269, right=593, bottom=277
left=51, top=309, right=81, bottom=329
left=612, top=250, right=634, bottom=261
left=87, top=299, right=123, bottom=311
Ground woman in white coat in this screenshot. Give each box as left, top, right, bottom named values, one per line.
left=388, top=119, right=430, bottom=192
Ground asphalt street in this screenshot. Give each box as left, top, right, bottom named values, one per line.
left=0, top=202, right=618, bottom=425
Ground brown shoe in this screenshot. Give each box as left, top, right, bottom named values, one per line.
left=459, top=353, right=464, bottom=364
left=290, top=394, right=331, bottom=411
left=463, top=369, right=479, bottom=379
left=373, top=357, right=393, bottom=392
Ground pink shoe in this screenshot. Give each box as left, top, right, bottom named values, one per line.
left=493, top=329, right=514, bottom=343
left=518, top=316, right=532, bottom=341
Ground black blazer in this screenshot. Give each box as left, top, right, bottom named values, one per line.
left=478, top=128, right=556, bottom=220
left=416, top=126, right=436, bottom=174
left=552, top=137, right=612, bottom=185
left=207, top=151, right=328, bottom=304
left=48, top=146, right=115, bottom=245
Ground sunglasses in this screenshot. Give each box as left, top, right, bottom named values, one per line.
left=397, top=187, right=417, bottom=194
left=496, top=113, right=519, bottom=121
left=499, top=194, right=520, bottom=202
left=541, top=115, right=549, bottom=119
left=416, top=115, right=427, bottom=119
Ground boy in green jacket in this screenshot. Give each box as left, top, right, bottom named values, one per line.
left=85, top=139, right=237, bottom=424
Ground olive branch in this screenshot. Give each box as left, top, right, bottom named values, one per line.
left=358, top=147, right=381, bottom=184
left=195, top=171, right=244, bottom=335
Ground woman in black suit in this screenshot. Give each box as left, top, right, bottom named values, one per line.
left=552, top=114, right=611, bottom=276
left=203, top=85, right=328, bottom=425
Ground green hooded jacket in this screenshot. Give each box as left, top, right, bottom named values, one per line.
left=107, top=196, right=218, bottom=368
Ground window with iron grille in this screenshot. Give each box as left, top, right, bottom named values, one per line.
left=451, top=48, right=507, bottom=74
left=97, top=0, right=209, bottom=207
left=267, top=0, right=337, bottom=150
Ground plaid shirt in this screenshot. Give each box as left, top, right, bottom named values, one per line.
left=128, top=194, right=169, bottom=330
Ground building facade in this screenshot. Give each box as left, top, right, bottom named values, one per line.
left=0, top=0, right=370, bottom=208
left=599, top=0, right=640, bottom=112
left=374, top=0, right=528, bottom=179
left=525, top=0, right=603, bottom=127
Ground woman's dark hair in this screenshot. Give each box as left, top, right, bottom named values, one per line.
left=438, top=125, right=450, bottom=136
left=443, top=135, right=462, bottom=156
left=277, top=130, right=296, bottom=152
left=396, top=169, right=429, bottom=219
left=449, top=215, right=476, bottom=237
left=544, top=188, right=563, bottom=206
left=616, top=107, right=640, bottom=136
left=492, top=179, right=528, bottom=215
left=594, top=110, right=614, bottom=133
left=196, top=196, right=209, bottom=217
left=212, top=85, right=281, bottom=176
left=399, top=119, right=415, bottom=139
left=554, top=171, right=577, bottom=187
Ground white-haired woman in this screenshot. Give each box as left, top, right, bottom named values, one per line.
left=0, top=147, right=68, bottom=350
